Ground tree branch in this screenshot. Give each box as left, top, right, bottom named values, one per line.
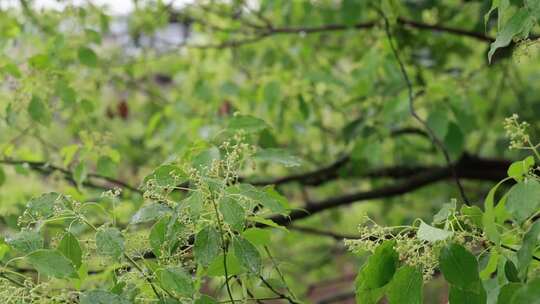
left=268, top=154, right=511, bottom=226
left=0, top=159, right=142, bottom=194
left=249, top=127, right=429, bottom=186
left=182, top=16, right=498, bottom=50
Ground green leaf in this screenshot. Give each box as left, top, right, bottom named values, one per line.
left=57, top=232, right=82, bottom=269
left=448, top=284, right=486, bottom=304
left=219, top=197, right=245, bottom=231
left=426, top=110, right=449, bottom=140
left=194, top=226, right=221, bottom=266
left=0, top=166, right=5, bottom=187
left=246, top=216, right=288, bottom=231
left=192, top=146, right=220, bottom=172
left=55, top=82, right=77, bottom=106
left=356, top=241, right=399, bottom=304
left=450, top=103, right=476, bottom=133
left=74, top=162, right=87, bottom=189
left=433, top=201, right=456, bottom=224
left=157, top=267, right=194, bottom=297
left=227, top=115, right=269, bottom=133
left=232, top=236, right=261, bottom=274
left=26, top=192, right=65, bottom=218
left=341, top=0, right=364, bottom=25
left=511, top=278, right=540, bottom=304
left=479, top=249, right=499, bottom=280
left=387, top=266, right=423, bottom=304
left=527, top=0, right=540, bottom=19
left=497, top=283, right=522, bottom=304
left=517, top=221, right=540, bottom=279
left=184, top=192, right=204, bottom=221
left=95, top=228, right=124, bottom=260
left=444, top=122, right=464, bottom=158
left=207, top=252, right=244, bottom=277
left=242, top=228, right=271, bottom=246
left=417, top=221, right=453, bottom=242
left=97, top=156, right=117, bottom=178
left=80, top=290, right=130, bottom=304
left=505, top=260, right=520, bottom=283
left=131, top=203, right=172, bottom=224
left=195, top=295, right=218, bottom=304
left=488, top=8, right=534, bottom=63
left=149, top=216, right=183, bottom=257
left=27, top=249, right=77, bottom=279
left=78, top=46, right=98, bottom=67
left=505, top=179, right=540, bottom=223
left=6, top=230, right=43, bottom=254
left=297, top=94, right=310, bottom=119
left=233, top=184, right=288, bottom=214
left=2, top=62, right=21, bottom=78
left=254, top=148, right=302, bottom=167
left=484, top=0, right=502, bottom=29
left=85, top=28, right=102, bottom=44
left=263, top=80, right=281, bottom=105
left=439, top=243, right=481, bottom=288
left=507, top=156, right=535, bottom=182
left=149, top=217, right=167, bottom=257
left=28, top=95, right=51, bottom=126
left=144, top=165, right=185, bottom=189
left=461, top=205, right=483, bottom=228
left=0, top=244, right=10, bottom=260
left=483, top=179, right=509, bottom=245
left=28, top=53, right=50, bottom=69
left=258, top=128, right=279, bottom=148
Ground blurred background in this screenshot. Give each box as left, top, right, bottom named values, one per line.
left=0, top=0, right=539, bottom=302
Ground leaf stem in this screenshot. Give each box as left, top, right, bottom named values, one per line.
left=210, top=198, right=236, bottom=303
left=259, top=275, right=300, bottom=304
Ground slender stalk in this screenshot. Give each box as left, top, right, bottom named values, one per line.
left=210, top=198, right=236, bottom=303
left=259, top=276, right=300, bottom=304
left=124, top=253, right=166, bottom=301
left=263, top=246, right=298, bottom=300
left=378, top=8, right=470, bottom=205
left=0, top=272, right=25, bottom=288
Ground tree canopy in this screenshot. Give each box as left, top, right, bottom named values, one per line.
left=0, top=0, right=540, bottom=303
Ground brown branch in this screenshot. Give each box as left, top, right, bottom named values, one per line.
left=265, top=17, right=495, bottom=42
left=267, top=154, right=511, bottom=226
left=248, top=151, right=490, bottom=188
left=289, top=226, right=360, bottom=240
left=0, top=159, right=141, bottom=194
left=249, top=127, right=429, bottom=187
left=182, top=16, right=497, bottom=49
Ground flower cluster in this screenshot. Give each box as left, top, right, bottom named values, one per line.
left=504, top=114, right=531, bottom=149
left=345, top=219, right=440, bottom=281
left=346, top=214, right=488, bottom=281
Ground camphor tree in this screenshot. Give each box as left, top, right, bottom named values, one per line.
left=0, top=0, right=539, bottom=303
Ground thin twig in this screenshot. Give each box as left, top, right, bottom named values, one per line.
left=0, top=159, right=141, bottom=194
left=379, top=10, right=471, bottom=205
left=0, top=272, right=26, bottom=288
left=259, top=275, right=300, bottom=304
left=263, top=246, right=298, bottom=300
left=210, top=198, right=236, bottom=303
